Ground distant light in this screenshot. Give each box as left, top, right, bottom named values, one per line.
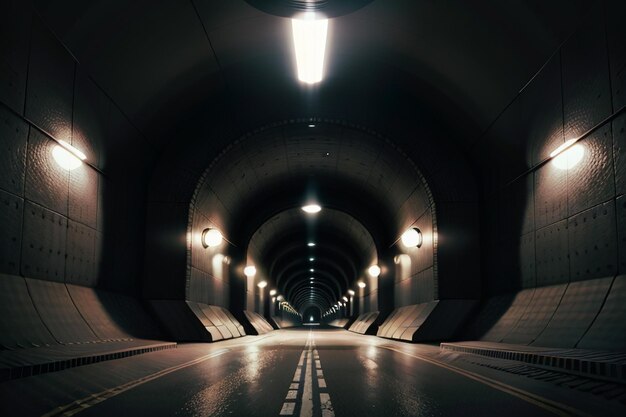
left=310, top=316, right=314, bottom=322
left=302, top=204, right=322, bottom=214
left=401, top=228, right=423, bottom=248
left=307, top=242, right=316, bottom=247
left=309, top=257, right=314, bottom=261
left=348, top=289, right=355, bottom=296
left=357, top=281, right=366, bottom=289
left=342, top=296, right=348, bottom=302
left=368, top=265, right=381, bottom=277
left=308, top=124, right=316, bottom=128
left=292, top=13, right=328, bottom=84
left=272, top=296, right=276, bottom=302
left=269, top=289, right=277, bottom=296
left=310, top=268, right=314, bottom=272
left=257, top=280, right=268, bottom=288
left=201, top=228, right=223, bottom=248
left=52, top=140, right=86, bottom=170
left=244, top=265, right=257, bottom=277
left=551, top=139, right=584, bottom=170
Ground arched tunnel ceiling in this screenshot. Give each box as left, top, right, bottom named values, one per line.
left=247, top=208, right=377, bottom=311
left=33, top=0, right=586, bottom=146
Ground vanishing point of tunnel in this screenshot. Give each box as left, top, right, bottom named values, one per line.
left=1, top=0, right=626, bottom=416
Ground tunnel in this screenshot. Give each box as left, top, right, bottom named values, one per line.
left=0, top=0, right=625, bottom=416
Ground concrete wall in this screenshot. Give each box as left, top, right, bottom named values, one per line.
left=468, top=2, right=626, bottom=349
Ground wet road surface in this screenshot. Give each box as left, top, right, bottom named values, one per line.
left=3, top=327, right=619, bottom=416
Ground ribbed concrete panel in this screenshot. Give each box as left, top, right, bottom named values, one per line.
left=210, top=306, right=241, bottom=338
left=21, top=201, right=67, bottom=282
left=348, top=312, right=379, bottom=335
left=66, top=284, right=130, bottom=341
left=69, top=166, right=98, bottom=229
left=66, top=220, right=96, bottom=286
left=24, top=129, right=69, bottom=216
left=222, top=308, right=245, bottom=336
left=199, top=304, right=232, bottom=339
left=481, top=289, right=534, bottom=342
left=0, top=107, right=28, bottom=195
left=568, top=200, right=617, bottom=282
left=533, top=277, right=613, bottom=348
left=567, top=126, right=614, bottom=216
left=25, top=278, right=98, bottom=344
left=0, top=273, right=56, bottom=349
left=0, top=0, right=30, bottom=114
left=0, top=190, right=23, bottom=275
left=243, top=311, right=273, bottom=335
left=535, top=220, right=569, bottom=286
left=561, top=14, right=611, bottom=139
left=149, top=300, right=211, bottom=342
left=618, top=196, right=626, bottom=274
left=25, top=17, right=75, bottom=141
left=186, top=302, right=223, bottom=341
left=502, top=284, right=566, bottom=345
left=578, top=275, right=626, bottom=350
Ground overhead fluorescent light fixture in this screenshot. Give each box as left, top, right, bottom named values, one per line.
left=301, top=204, right=322, bottom=214
left=292, top=12, right=328, bottom=84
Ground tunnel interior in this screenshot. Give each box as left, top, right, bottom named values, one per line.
left=0, top=0, right=625, bottom=404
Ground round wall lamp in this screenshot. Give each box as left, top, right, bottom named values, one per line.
left=201, top=228, right=223, bottom=248
left=401, top=227, right=423, bottom=248
left=257, top=280, right=268, bottom=288
left=52, top=140, right=86, bottom=171
left=269, top=289, right=277, bottom=296
left=357, top=281, right=366, bottom=288
left=244, top=265, right=257, bottom=277
left=348, top=289, right=355, bottom=296
left=367, top=265, right=381, bottom=277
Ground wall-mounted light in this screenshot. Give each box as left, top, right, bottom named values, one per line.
left=348, top=289, right=355, bottom=296
left=269, top=289, right=277, bottom=296
left=401, top=227, right=423, bottom=248
left=52, top=140, right=86, bottom=170
left=244, top=265, right=257, bottom=277
left=302, top=204, right=322, bottom=214
left=292, top=13, right=328, bottom=84
left=201, top=228, right=223, bottom=248
left=257, top=280, right=268, bottom=288
left=368, top=265, right=381, bottom=277
left=357, top=281, right=366, bottom=289
left=550, top=139, right=584, bottom=170
left=342, top=296, right=348, bottom=302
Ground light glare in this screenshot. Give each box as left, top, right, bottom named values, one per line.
left=257, top=280, right=267, bottom=288
left=552, top=143, right=584, bottom=170
left=401, top=228, right=423, bottom=248
left=302, top=204, right=322, bottom=214
left=307, top=242, right=316, bottom=247
left=292, top=13, right=328, bottom=84
left=357, top=281, right=366, bottom=288
left=269, top=289, right=277, bottom=296
left=244, top=265, right=257, bottom=277
left=52, top=141, right=86, bottom=171
left=348, top=289, right=355, bottom=296
left=202, top=228, right=223, bottom=247
left=368, top=265, right=381, bottom=277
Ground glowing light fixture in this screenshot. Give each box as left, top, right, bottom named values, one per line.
left=257, top=280, right=268, bottom=289
left=52, top=140, right=86, bottom=170
left=342, top=296, right=348, bottom=302
left=244, top=265, right=257, bottom=277
left=368, top=265, right=381, bottom=277
left=309, top=257, right=314, bottom=261
left=269, top=289, right=277, bottom=296
left=308, top=124, right=316, bottom=128
left=201, top=228, right=223, bottom=248
left=302, top=204, right=322, bottom=214
left=310, top=316, right=314, bottom=322
left=348, top=289, right=355, bottom=296
left=357, top=281, right=366, bottom=289
left=307, top=242, right=316, bottom=247
left=292, top=13, right=328, bottom=84
left=401, top=228, right=423, bottom=248
left=309, top=268, right=314, bottom=272
left=550, top=139, right=584, bottom=170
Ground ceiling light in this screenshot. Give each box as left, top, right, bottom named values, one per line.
left=368, top=265, right=381, bottom=277
left=269, top=289, right=277, bottom=296
left=52, top=140, right=86, bottom=170
left=244, top=265, right=257, bottom=277
left=257, top=280, right=267, bottom=288
left=201, top=228, right=223, bottom=248
left=309, top=257, right=314, bottom=261
left=292, top=13, right=328, bottom=84
left=307, top=242, right=316, bottom=247
left=357, top=281, right=366, bottom=289
left=348, top=289, right=355, bottom=296
left=550, top=139, right=584, bottom=170
left=309, top=268, right=314, bottom=272
left=401, top=228, right=423, bottom=248
left=302, top=204, right=322, bottom=214
left=308, top=124, right=316, bottom=128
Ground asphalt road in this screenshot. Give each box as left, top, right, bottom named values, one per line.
left=0, top=328, right=616, bottom=417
